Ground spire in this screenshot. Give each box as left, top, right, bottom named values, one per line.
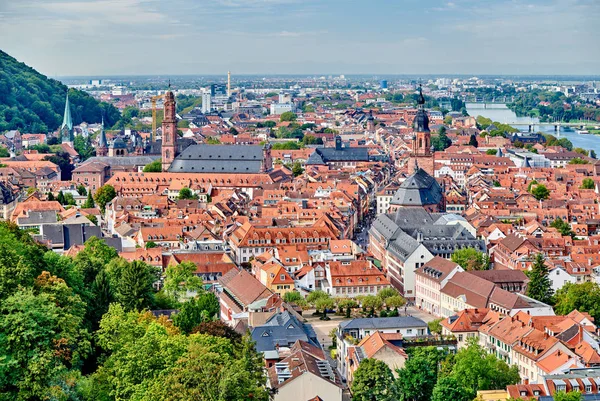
left=417, top=82, right=425, bottom=108
left=413, top=81, right=430, bottom=133
left=98, top=116, right=108, bottom=148
left=61, top=93, right=73, bottom=131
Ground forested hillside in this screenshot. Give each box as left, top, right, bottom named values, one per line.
left=0, top=222, right=268, bottom=400
left=0, top=50, right=120, bottom=133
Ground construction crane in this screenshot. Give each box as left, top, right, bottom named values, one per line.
left=151, top=94, right=165, bottom=143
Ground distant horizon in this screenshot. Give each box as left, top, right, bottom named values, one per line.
left=1, top=0, right=598, bottom=77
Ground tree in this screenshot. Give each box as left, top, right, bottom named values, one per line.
left=526, top=253, right=554, bottom=304
left=173, top=293, right=219, bottom=334
left=550, top=217, right=574, bottom=237
left=431, top=126, right=452, bottom=151
left=428, top=318, right=443, bottom=335
left=74, top=134, right=95, bottom=161
left=351, top=358, right=396, bottom=401
left=316, top=297, right=335, bottom=319
left=450, top=338, right=520, bottom=393
left=280, top=111, right=297, bottom=122
left=291, top=161, right=304, bottom=177
left=143, top=159, right=162, bottom=172
left=431, top=376, right=475, bottom=401
left=573, top=147, right=589, bottom=156
left=554, top=391, right=583, bottom=401
left=377, top=287, right=399, bottom=303
left=44, top=151, right=74, bottom=180
left=191, top=320, right=242, bottom=343
left=486, top=149, right=497, bottom=155
left=451, top=247, right=489, bottom=271
left=530, top=184, right=550, bottom=200
left=395, top=354, right=437, bottom=401
left=94, top=184, right=116, bottom=212
left=283, top=290, right=303, bottom=304
left=0, top=276, right=90, bottom=400
left=115, top=260, right=157, bottom=311
left=77, top=184, right=87, bottom=196
left=569, top=157, right=589, bottom=165
left=581, top=178, right=595, bottom=189
left=590, top=150, right=597, bottom=159
left=82, top=190, right=95, bottom=208
left=145, top=241, right=158, bottom=249
left=554, top=282, right=600, bottom=322
left=178, top=187, right=198, bottom=200
left=362, top=295, right=384, bottom=317
left=468, top=134, right=479, bottom=147
left=163, top=261, right=204, bottom=302
left=86, top=214, right=98, bottom=225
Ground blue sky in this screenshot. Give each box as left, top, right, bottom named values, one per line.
left=0, top=0, right=598, bottom=76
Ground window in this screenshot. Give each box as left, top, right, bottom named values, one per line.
left=407, top=329, right=412, bottom=334
left=458, top=334, right=463, bottom=341
left=280, top=274, right=285, bottom=281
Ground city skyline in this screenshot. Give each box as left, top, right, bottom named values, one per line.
left=0, top=0, right=599, bottom=77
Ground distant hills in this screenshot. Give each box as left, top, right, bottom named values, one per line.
left=0, top=50, right=119, bottom=133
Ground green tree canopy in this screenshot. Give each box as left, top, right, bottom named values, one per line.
left=178, top=187, right=198, bottom=200
left=163, top=261, right=204, bottom=303
left=526, top=253, right=554, bottom=305
left=554, top=282, right=600, bottom=321
left=431, top=376, right=475, bottom=401
left=279, top=111, right=297, bottom=122
left=451, top=247, right=490, bottom=271
left=143, top=159, right=162, bottom=172
left=291, top=161, right=304, bottom=177
left=351, top=358, right=396, bottom=401
left=172, top=293, right=219, bottom=334
left=94, top=184, right=116, bottom=212
left=550, top=217, right=574, bottom=237
left=395, top=354, right=437, bottom=401
left=529, top=184, right=550, bottom=200
left=581, top=178, right=595, bottom=189
left=450, top=338, right=520, bottom=393
left=0, top=273, right=90, bottom=400
left=82, top=191, right=95, bottom=208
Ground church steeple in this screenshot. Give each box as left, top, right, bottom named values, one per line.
left=97, top=116, right=108, bottom=157
left=413, top=84, right=430, bottom=133
left=60, top=93, right=74, bottom=144
left=411, top=83, right=431, bottom=157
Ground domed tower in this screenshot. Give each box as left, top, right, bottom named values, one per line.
left=408, top=83, right=435, bottom=175
left=412, top=84, right=431, bottom=156
left=161, top=90, right=177, bottom=171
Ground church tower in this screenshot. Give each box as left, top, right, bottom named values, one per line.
left=408, top=84, right=434, bottom=175
left=96, top=117, right=108, bottom=157
left=366, top=110, right=375, bottom=132
left=60, top=93, right=74, bottom=145
left=162, top=90, right=177, bottom=171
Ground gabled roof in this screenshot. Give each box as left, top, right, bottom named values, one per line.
left=218, top=268, right=272, bottom=307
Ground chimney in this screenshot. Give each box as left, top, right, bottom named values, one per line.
left=523, top=377, right=529, bottom=385
left=543, top=332, right=549, bottom=340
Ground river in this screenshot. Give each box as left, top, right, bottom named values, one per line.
left=465, top=103, right=600, bottom=154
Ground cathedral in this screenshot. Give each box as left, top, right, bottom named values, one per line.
left=407, top=84, right=435, bottom=176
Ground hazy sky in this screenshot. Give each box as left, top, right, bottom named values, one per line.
left=0, top=0, right=598, bottom=76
